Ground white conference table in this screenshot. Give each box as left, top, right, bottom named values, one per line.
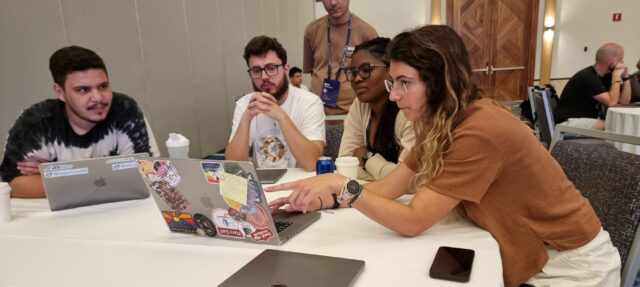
left=606, top=106, right=640, bottom=154
left=0, top=169, right=503, bottom=287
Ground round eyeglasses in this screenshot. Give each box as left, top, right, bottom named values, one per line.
left=344, top=64, right=388, bottom=81
left=247, top=64, right=283, bottom=79
left=384, top=79, right=409, bottom=94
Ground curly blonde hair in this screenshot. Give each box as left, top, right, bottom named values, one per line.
left=388, top=25, right=484, bottom=188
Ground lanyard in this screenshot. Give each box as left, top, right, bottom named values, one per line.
left=326, top=14, right=352, bottom=80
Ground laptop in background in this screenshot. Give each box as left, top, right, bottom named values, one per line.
left=39, top=153, right=149, bottom=211
left=135, top=158, right=319, bottom=245
left=255, top=168, right=287, bottom=184
left=219, top=249, right=365, bottom=287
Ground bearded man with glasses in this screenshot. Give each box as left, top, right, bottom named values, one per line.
left=225, top=36, right=326, bottom=171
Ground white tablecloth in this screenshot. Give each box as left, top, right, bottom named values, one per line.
left=0, top=169, right=503, bottom=287
left=606, top=107, right=640, bottom=154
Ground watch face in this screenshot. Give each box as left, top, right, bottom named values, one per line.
left=346, top=180, right=361, bottom=195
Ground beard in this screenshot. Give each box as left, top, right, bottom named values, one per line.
left=253, top=76, right=289, bottom=101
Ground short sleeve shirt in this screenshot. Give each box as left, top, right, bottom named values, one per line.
left=553, top=66, right=612, bottom=123
left=404, top=99, right=601, bottom=287
left=229, top=86, right=326, bottom=168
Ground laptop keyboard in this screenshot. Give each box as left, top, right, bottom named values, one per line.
left=275, top=221, right=292, bottom=233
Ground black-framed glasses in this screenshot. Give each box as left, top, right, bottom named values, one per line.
left=247, top=64, right=283, bottom=79
left=384, top=79, right=409, bottom=94
left=344, top=64, right=388, bottom=81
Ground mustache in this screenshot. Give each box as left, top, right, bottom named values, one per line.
left=87, top=102, right=109, bottom=110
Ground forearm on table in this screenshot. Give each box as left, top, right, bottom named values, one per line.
left=225, top=122, right=251, bottom=161
left=278, top=117, right=323, bottom=171
left=9, top=175, right=46, bottom=198
left=352, top=188, right=454, bottom=237
left=620, top=81, right=632, bottom=104
left=364, top=154, right=397, bottom=180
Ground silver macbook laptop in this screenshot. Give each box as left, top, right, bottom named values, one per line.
left=135, top=158, right=320, bottom=245
left=39, top=153, right=150, bottom=211
left=219, top=249, right=365, bottom=287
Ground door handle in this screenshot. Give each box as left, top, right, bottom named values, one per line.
left=472, top=65, right=490, bottom=75
left=490, top=66, right=524, bottom=72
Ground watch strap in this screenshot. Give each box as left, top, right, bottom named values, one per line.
left=331, top=193, right=340, bottom=209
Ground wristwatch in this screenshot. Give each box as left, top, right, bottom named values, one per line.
left=337, top=178, right=363, bottom=207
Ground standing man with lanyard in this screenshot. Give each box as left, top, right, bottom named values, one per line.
left=303, top=0, right=378, bottom=116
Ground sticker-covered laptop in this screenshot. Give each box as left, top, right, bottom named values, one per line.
left=135, top=158, right=320, bottom=245
left=39, top=153, right=150, bottom=211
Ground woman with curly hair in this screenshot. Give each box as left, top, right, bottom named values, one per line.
left=268, top=25, right=620, bottom=287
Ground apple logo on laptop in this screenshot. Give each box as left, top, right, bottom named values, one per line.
left=94, top=177, right=107, bottom=187
left=200, top=193, right=214, bottom=208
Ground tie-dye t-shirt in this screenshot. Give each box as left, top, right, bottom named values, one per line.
left=0, top=92, right=158, bottom=182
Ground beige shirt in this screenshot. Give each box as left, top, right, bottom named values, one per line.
left=303, top=13, right=378, bottom=115
left=339, top=98, right=414, bottom=180
left=404, top=99, right=601, bottom=287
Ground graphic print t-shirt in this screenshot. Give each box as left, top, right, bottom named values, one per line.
left=229, top=86, right=325, bottom=168
left=0, top=92, right=157, bottom=182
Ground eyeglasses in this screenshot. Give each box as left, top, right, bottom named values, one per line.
left=247, top=64, right=283, bottom=79
left=384, top=79, right=409, bottom=94
left=344, top=64, right=388, bottom=81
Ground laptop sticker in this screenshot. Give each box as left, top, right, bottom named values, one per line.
left=194, top=213, right=217, bottom=237
left=222, top=162, right=249, bottom=178
left=244, top=205, right=269, bottom=229
left=150, top=180, right=190, bottom=211
left=137, top=160, right=161, bottom=181
left=162, top=211, right=198, bottom=234
left=154, top=160, right=181, bottom=187
left=111, top=161, right=138, bottom=171
left=42, top=167, right=89, bottom=178
left=201, top=162, right=224, bottom=184
left=212, top=208, right=244, bottom=238
left=250, top=228, right=274, bottom=242
left=239, top=222, right=256, bottom=236
left=219, top=171, right=248, bottom=205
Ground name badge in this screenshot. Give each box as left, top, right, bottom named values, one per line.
left=321, top=79, right=340, bottom=108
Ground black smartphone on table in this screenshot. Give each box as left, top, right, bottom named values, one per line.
left=429, top=246, right=475, bottom=283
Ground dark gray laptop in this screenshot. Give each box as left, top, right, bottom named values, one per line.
left=256, top=168, right=287, bottom=184
left=135, top=158, right=320, bottom=245
left=39, top=153, right=150, bottom=211
left=219, top=249, right=365, bottom=287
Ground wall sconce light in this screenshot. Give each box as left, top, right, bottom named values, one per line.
left=543, top=27, right=554, bottom=41
left=543, top=17, right=555, bottom=29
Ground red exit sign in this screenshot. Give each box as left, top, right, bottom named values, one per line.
left=613, top=13, right=622, bottom=22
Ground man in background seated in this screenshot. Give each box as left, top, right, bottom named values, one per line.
left=554, top=42, right=631, bottom=130
left=0, top=46, right=159, bottom=198
left=225, top=36, right=325, bottom=171
left=288, top=66, right=309, bottom=91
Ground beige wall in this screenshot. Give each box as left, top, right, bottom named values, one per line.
left=0, top=0, right=314, bottom=159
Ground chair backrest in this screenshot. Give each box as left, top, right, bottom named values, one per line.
left=324, top=123, right=344, bottom=160
left=529, top=89, right=556, bottom=148
left=551, top=140, right=640, bottom=286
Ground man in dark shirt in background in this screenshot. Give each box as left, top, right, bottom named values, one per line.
left=554, top=42, right=631, bottom=130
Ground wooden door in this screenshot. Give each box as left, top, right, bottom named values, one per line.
left=447, top=0, right=538, bottom=100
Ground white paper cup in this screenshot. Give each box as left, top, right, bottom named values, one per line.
left=335, top=156, right=359, bottom=179
left=167, top=145, right=189, bottom=159
left=0, top=182, right=11, bottom=223
left=166, top=133, right=190, bottom=159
